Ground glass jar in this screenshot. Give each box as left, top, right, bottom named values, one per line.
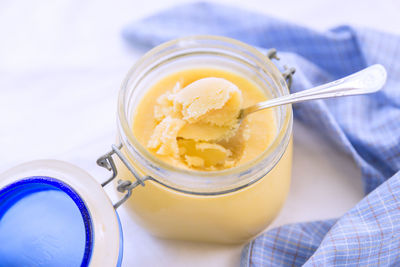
left=113, top=36, right=293, bottom=244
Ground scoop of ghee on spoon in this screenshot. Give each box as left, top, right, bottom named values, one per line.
left=182, top=64, right=387, bottom=142
left=148, top=64, right=386, bottom=167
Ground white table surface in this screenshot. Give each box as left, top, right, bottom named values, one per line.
left=0, top=0, right=398, bottom=266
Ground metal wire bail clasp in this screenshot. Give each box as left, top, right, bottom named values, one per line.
left=97, top=144, right=147, bottom=209
left=266, top=48, right=296, bottom=89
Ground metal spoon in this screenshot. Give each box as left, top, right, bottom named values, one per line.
left=238, top=64, right=387, bottom=120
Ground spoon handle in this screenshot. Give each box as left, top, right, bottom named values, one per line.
left=241, top=64, right=387, bottom=117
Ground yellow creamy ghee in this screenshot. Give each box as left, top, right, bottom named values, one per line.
left=115, top=66, right=293, bottom=244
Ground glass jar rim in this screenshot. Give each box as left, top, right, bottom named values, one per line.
left=117, top=35, right=293, bottom=194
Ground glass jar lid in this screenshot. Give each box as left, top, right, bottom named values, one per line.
left=0, top=160, right=122, bottom=266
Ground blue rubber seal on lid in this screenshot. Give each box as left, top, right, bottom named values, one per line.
left=0, top=176, right=93, bottom=267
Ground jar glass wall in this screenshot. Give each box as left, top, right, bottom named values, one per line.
left=114, top=36, right=293, bottom=244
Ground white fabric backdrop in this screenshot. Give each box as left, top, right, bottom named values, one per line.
left=1, top=0, right=398, bottom=266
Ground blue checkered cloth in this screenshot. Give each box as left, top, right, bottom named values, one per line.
left=123, top=2, right=400, bottom=266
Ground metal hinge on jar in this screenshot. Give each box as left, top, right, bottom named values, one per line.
left=266, top=48, right=296, bottom=89
left=97, top=144, right=148, bottom=209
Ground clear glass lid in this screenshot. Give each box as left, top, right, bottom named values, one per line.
left=0, top=160, right=122, bottom=266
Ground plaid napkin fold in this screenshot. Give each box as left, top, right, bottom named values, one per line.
left=123, top=2, right=400, bottom=266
